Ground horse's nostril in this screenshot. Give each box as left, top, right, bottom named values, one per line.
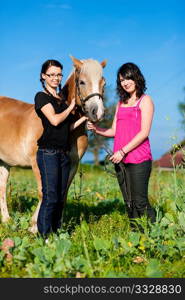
left=90, top=105, right=98, bottom=116
left=92, top=108, right=96, bottom=115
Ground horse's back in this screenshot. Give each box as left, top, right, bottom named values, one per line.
left=0, top=96, right=33, bottom=111
left=0, top=96, right=42, bottom=166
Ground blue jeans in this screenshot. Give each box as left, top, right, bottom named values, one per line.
left=36, top=149, right=71, bottom=237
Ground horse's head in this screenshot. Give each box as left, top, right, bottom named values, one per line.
left=70, top=56, right=106, bottom=122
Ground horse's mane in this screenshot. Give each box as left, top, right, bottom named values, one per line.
left=81, top=59, right=103, bottom=76
left=65, top=59, right=102, bottom=82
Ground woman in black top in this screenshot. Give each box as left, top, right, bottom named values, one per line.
left=34, top=59, right=87, bottom=238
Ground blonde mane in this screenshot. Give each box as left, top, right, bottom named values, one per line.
left=80, top=59, right=103, bottom=77
left=65, top=58, right=102, bottom=82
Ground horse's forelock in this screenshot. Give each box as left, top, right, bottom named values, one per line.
left=80, top=59, right=103, bottom=77
left=65, top=59, right=103, bottom=83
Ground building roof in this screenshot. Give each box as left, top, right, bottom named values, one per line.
left=154, top=139, right=185, bottom=168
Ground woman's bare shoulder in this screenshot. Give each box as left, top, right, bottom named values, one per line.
left=140, top=95, right=154, bottom=110
left=141, top=94, right=154, bottom=105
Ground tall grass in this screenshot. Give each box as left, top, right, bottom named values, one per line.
left=0, top=163, right=185, bottom=278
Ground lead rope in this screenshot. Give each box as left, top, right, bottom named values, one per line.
left=91, top=130, right=132, bottom=210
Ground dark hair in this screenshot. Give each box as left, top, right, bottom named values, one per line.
left=40, top=59, right=63, bottom=99
left=116, top=62, right=146, bottom=103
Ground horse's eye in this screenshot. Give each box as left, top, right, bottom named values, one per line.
left=80, top=80, right=85, bottom=85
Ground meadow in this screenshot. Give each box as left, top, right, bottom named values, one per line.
left=0, top=162, right=185, bottom=278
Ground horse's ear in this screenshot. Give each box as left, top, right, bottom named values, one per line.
left=69, top=55, right=83, bottom=69
left=100, top=60, right=107, bottom=68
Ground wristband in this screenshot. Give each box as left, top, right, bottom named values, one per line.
left=119, top=150, right=124, bottom=157
left=119, top=149, right=126, bottom=156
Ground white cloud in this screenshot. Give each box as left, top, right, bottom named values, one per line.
left=45, top=3, right=72, bottom=10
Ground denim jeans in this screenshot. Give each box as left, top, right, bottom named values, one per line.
left=115, top=160, right=156, bottom=223
left=36, top=148, right=71, bottom=237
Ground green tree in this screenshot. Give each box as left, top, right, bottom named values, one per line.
left=87, top=87, right=116, bottom=165
left=178, top=87, right=185, bottom=130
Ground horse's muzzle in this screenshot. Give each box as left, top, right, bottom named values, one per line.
left=86, top=103, right=105, bottom=122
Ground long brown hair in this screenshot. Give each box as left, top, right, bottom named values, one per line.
left=116, top=62, right=146, bottom=103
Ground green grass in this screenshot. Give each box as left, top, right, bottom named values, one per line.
left=0, top=164, right=185, bottom=278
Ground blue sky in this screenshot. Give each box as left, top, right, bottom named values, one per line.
left=1, top=0, right=185, bottom=161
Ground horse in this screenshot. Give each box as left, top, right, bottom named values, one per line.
left=0, top=56, right=106, bottom=233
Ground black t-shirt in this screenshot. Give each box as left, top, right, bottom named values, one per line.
left=34, top=92, right=74, bottom=150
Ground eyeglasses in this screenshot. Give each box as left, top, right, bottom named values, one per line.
left=45, top=73, right=63, bottom=79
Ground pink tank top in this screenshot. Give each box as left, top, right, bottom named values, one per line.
left=113, top=94, right=152, bottom=164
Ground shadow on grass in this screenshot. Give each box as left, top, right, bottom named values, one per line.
left=63, top=198, right=125, bottom=232
left=9, top=196, right=38, bottom=213
left=9, top=195, right=125, bottom=219
left=8, top=195, right=126, bottom=233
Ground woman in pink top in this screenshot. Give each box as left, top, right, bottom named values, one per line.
left=87, top=63, right=156, bottom=225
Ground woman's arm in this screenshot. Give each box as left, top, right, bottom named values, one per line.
left=110, top=96, right=154, bottom=163
left=40, top=98, right=76, bottom=126
left=86, top=103, right=119, bottom=137
left=70, top=116, right=88, bottom=131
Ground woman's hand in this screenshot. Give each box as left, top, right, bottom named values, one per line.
left=69, top=98, right=76, bottom=110
left=81, top=116, right=89, bottom=123
left=109, top=150, right=124, bottom=164
left=86, top=121, right=97, bottom=131
left=70, top=116, right=88, bottom=131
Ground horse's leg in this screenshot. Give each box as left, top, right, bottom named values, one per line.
left=29, top=155, right=42, bottom=234
left=0, top=162, right=10, bottom=223
left=60, top=155, right=79, bottom=227
left=61, top=134, right=88, bottom=224
left=68, top=157, right=80, bottom=188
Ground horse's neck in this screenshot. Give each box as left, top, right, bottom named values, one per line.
left=63, top=72, right=75, bottom=105
left=63, top=72, right=84, bottom=119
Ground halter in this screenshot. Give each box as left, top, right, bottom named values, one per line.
left=75, top=70, right=105, bottom=114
